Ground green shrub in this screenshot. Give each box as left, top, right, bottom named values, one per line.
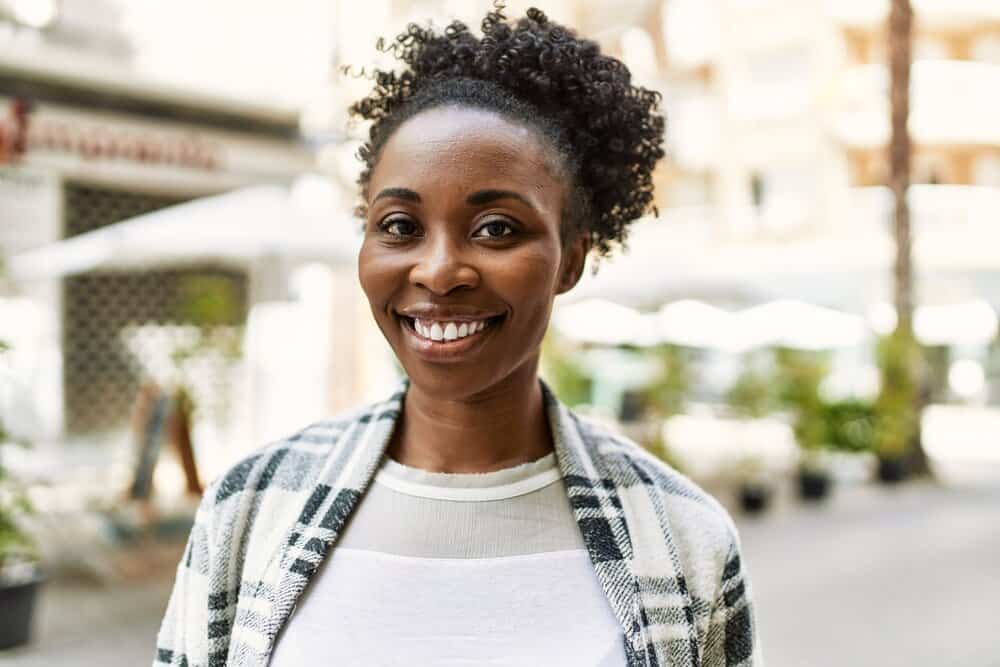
left=0, top=341, right=40, bottom=573
left=643, top=344, right=692, bottom=418
left=773, top=347, right=833, bottom=453
left=822, top=398, right=877, bottom=453
left=726, top=351, right=778, bottom=418
left=540, top=334, right=592, bottom=408
left=872, top=325, right=921, bottom=459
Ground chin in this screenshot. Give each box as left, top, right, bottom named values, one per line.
left=398, top=351, right=540, bottom=403
left=401, top=363, right=499, bottom=399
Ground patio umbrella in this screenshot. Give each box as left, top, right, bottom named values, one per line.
left=657, top=298, right=735, bottom=349
left=915, top=301, right=998, bottom=346
left=6, top=178, right=361, bottom=282
left=552, top=298, right=660, bottom=346
left=869, top=299, right=999, bottom=346
left=731, top=299, right=869, bottom=351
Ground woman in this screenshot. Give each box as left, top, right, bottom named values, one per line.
left=155, top=5, right=759, bottom=666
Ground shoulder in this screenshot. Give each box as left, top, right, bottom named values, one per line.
left=575, top=413, right=743, bottom=586
left=197, top=399, right=384, bottom=518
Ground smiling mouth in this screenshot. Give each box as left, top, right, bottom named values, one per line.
left=397, top=314, right=504, bottom=344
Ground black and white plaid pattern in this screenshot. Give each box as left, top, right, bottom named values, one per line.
left=155, top=377, right=760, bottom=666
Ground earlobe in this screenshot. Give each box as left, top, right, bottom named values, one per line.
left=556, top=235, right=590, bottom=294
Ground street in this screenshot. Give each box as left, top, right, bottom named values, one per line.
left=736, top=481, right=1000, bottom=667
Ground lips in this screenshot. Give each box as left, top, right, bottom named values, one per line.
left=395, top=311, right=504, bottom=362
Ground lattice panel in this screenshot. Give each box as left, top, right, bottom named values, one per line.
left=62, top=183, right=248, bottom=436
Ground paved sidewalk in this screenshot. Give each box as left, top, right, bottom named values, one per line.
left=0, top=539, right=182, bottom=667
left=735, top=480, right=1000, bottom=667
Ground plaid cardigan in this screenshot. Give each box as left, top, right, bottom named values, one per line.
left=154, top=377, right=760, bottom=666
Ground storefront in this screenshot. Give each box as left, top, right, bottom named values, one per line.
left=0, top=79, right=313, bottom=448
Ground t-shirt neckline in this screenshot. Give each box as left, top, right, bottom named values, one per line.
left=375, top=451, right=561, bottom=502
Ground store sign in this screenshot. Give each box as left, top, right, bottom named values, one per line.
left=26, top=115, right=221, bottom=170
left=0, top=98, right=31, bottom=164
left=1, top=97, right=222, bottom=170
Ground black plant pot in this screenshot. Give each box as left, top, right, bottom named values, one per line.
left=738, top=483, right=772, bottom=514
left=797, top=468, right=832, bottom=501
left=0, top=571, right=44, bottom=650
left=876, top=456, right=908, bottom=484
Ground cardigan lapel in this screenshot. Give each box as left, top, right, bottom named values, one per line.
left=251, top=382, right=405, bottom=665
left=541, top=377, right=702, bottom=666
left=252, top=376, right=666, bottom=666
left=539, top=378, right=651, bottom=665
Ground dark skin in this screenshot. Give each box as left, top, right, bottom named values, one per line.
left=357, top=106, right=589, bottom=473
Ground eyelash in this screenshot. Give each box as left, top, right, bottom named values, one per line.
left=376, top=217, right=516, bottom=240
left=473, top=219, right=515, bottom=239
left=377, top=217, right=419, bottom=237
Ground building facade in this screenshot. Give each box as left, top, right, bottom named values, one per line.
left=0, top=11, right=314, bottom=453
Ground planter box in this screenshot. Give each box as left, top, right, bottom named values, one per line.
left=797, top=468, right=832, bottom=501
left=876, top=456, right=908, bottom=483
left=0, top=569, right=44, bottom=650
left=738, top=483, right=773, bottom=514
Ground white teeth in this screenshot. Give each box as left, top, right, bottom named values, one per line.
left=412, top=318, right=492, bottom=341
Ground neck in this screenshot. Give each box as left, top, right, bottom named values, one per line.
left=386, top=360, right=554, bottom=474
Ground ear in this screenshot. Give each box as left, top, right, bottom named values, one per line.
left=556, top=233, right=590, bottom=295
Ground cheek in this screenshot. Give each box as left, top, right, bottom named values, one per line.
left=493, top=244, right=562, bottom=327
left=357, top=242, right=402, bottom=313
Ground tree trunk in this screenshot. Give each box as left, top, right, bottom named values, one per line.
left=888, top=0, right=930, bottom=475
left=889, top=0, right=913, bottom=327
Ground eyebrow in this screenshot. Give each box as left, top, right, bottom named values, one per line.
left=373, top=187, right=421, bottom=203
left=373, top=187, right=536, bottom=210
left=465, top=189, right=534, bottom=209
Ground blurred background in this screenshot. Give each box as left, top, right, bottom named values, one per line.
left=1, top=0, right=999, bottom=665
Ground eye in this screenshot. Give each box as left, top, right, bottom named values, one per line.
left=472, top=219, right=515, bottom=239
left=378, top=216, right=420, bottom=237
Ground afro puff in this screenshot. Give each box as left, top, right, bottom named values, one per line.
left=348, top=3, right=666, bottom=259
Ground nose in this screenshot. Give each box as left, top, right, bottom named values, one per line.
left=408, top=231, right=480, bottom=295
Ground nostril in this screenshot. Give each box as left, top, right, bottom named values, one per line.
left=409, top=259, right=480, bottom=295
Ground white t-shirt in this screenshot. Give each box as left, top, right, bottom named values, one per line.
left=268, top=451, right=628, bottom=666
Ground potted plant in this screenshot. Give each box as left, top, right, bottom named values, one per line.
left=733, top=453, right=773, bottom=514
left=167, top=273, right=244, bottom=489
left=872, top=325, right=921, bottom=483
left=0, top=338, right=45, bottom=650
left=823, top=397, right=877, bottom=458
left=725, top=351, right=778, bottom=512
left=642, top=343, right=692, bottom=419
left=773, top=347, right=834, bottom=502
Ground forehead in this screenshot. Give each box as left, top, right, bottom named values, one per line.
left=370, top=106, right=564, bottom=197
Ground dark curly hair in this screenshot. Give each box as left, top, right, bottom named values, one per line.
left=348, top=3, right=665, bottom=259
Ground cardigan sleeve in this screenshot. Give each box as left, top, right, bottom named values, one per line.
left=702, top=538, right=762, bottom=666
left=152, top=482, right=217, bottom=667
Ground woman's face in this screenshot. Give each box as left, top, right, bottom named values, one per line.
left=358, top=106, right=587, bottom=400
